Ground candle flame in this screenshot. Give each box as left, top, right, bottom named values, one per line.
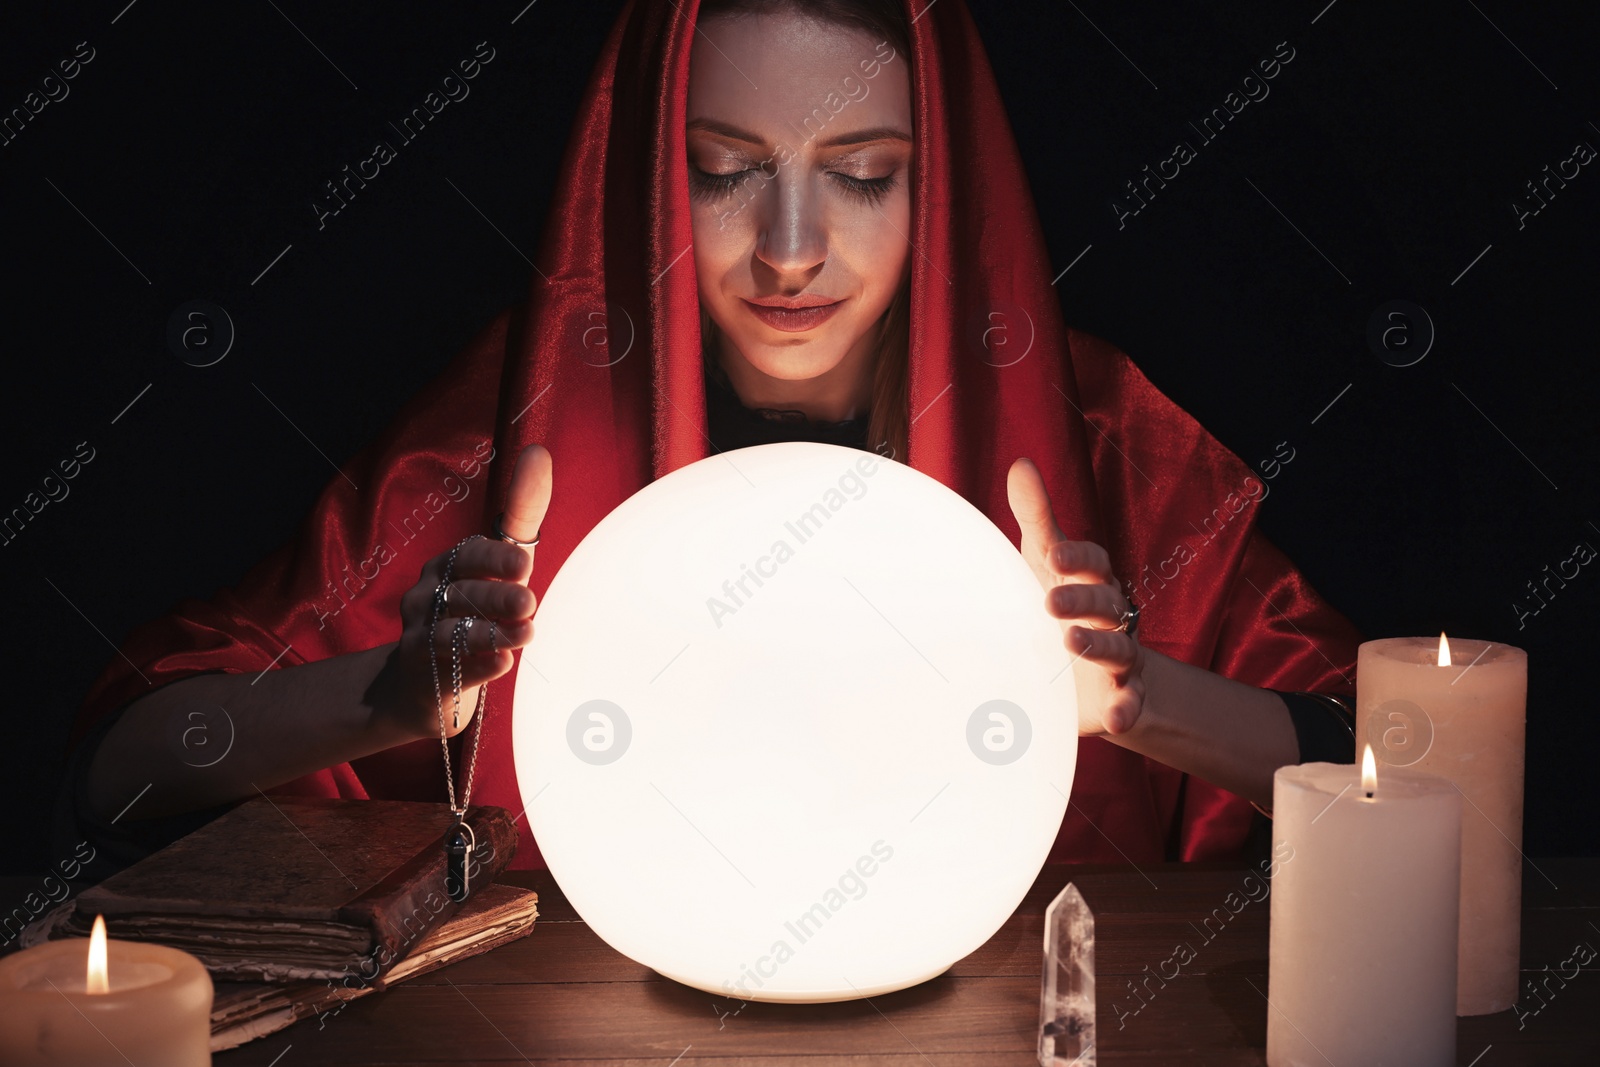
left=86, top=914, right=109, bottom=995
left=1438, top=631, right=1452, bottom=667
left=1361, top=744, right=1378, bottom=796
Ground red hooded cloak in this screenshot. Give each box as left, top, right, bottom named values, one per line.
left=68, top=0, right=1363, bottom=869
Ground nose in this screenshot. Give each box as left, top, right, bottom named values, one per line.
left=754, top=169, right=827, bottom=279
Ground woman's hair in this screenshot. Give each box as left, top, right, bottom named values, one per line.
left=695, top=0, right=913, bottom=462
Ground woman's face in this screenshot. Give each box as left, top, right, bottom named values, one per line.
left=687, top=11, right=913, bottom=389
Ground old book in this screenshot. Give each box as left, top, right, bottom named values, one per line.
left=43, top=797, right=518, bottom=982
left=207, top=881, right=539, bottom=1052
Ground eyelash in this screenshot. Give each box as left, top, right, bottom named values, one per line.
left=688, top=164, right=899, bottom=207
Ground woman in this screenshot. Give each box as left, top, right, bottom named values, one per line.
left=60, top=0, right=1362, bottom=877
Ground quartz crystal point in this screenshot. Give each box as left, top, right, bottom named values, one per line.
left=1038, top=881, right=1095, bottom=1067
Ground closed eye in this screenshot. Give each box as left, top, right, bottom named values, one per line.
left=688, top=164, right=899, bottom=207
left=831, top=172, right=897, bottom=206
left=688, top=165, right=752, bottom=201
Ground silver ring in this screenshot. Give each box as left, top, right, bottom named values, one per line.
left=494, top=511, right=540, bottom=547
left=1115, top=597, right=1140, bottom=638
left=488, top=620, right=499, bottom=655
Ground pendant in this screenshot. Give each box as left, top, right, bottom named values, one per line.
left=444, top=818, right=478, bottom=903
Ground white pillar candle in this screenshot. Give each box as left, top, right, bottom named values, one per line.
left=0, top=915, right=212, bottom=1066
left=1356, top=634, right=1527, bottom=1015
left=1267, top=753, right=1460, bottom=1067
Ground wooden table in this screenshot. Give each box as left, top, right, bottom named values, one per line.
left=15, top=859, right=1598, bottom=1065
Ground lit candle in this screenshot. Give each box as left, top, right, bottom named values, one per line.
left=1356, top=633, right=1527, bottom=1015
left=1267, top=748, right=1460, bottom=1067
left=0, top=914, right=213, bottom=1066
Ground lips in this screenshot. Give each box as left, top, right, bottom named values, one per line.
left=742, top=297, right=845, bottom=333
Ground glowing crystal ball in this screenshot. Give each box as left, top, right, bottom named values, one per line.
left=513, top=441, right=1077, bottom=1002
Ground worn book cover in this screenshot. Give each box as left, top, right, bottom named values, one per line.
left=44, top=797, right=518, bottom=981
left=208, top=881, right=539, bottom=1051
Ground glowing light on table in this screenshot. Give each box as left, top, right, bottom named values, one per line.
left=514, top=442, right=1079, bottom=1002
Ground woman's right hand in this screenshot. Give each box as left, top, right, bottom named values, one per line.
left=385, top=442, right=553, bottom=740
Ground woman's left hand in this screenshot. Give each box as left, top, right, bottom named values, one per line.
left=1007, top=457, right=1146, bottom=736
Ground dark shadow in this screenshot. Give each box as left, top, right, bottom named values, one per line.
left=646, top=964, right=961, bottom=1023
left=1204, top=957, right=1270, bottom=1051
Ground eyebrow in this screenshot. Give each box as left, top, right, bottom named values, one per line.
left=687, top=117, right=912, bottom=150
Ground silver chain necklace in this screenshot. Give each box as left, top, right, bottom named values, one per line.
left=429, top=534, right=492, bottom=900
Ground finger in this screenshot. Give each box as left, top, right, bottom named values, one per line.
left=500, top=443, right=552, bottom=579
left=423, top=645, right=523, bottom=717
left=1006, top=457, right=1066, bottom=558
left=450, top=537, right=540, bottom=583
left=428, top=616, right=535, bottom=657
left=1067, top=626, right=1139, bottom=680
left=1048, top=582, right=1129, bottom=629
left=1103, top=693, right=1143, bottom=735
left=406, top=537, right=528, bottom=620
left=1049, top=539, right=1115, bottom=583
left=403, top=552, right=519, bottom=624
left=438, top=578, right=537, bottom=621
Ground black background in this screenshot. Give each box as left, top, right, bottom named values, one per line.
left=2, top=0, right=1595, bottom=874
